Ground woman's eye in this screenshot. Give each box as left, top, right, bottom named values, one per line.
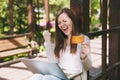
left=58, top=22, right=61, bottom=25
left=63, top=20, right=66, bottom=22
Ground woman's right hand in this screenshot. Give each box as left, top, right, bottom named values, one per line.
left=43, top=30, right=51, bottom=42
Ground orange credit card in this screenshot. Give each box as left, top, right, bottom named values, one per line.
left=72, top=36, right=84, bottom=44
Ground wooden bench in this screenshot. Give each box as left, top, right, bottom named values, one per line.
left=0, top=33, right=38, bottom=64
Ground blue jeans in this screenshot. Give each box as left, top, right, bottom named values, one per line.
left=29, top=74, right=61, bottom=80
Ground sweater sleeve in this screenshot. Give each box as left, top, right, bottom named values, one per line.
left=44, top=42, right=58, bottom=63
left=82, top=54, right=92, bottom=71
left=82, top=35, right=92, bottom=71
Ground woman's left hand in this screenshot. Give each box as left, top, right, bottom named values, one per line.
left=80, top=42, right=90, bottom=60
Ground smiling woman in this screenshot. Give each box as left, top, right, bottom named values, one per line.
left=57, top=12, right=73, bottom=36
left=29, top=8, right=92, bottom=80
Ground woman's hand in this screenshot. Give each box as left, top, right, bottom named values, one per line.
left=80, top=42, right=90, bottom=60
left=43, top=30, right=51, bottom=42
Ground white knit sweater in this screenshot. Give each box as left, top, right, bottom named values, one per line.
left=44, top=35, right=92, bottom=80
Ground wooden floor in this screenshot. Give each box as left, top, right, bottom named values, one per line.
left=0, top=56, right=48, bottom=80
left=0, top=61, right=33, bottom=80
left=0, top=37, right=102, bottom=80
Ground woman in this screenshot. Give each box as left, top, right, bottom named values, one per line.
left=29, top=8, right=92, bottom=80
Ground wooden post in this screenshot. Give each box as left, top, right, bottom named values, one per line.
left=70, top=0, right=89, bottom=34
left=9, top=0, right=14, bottom=34
left=44, top=0, right=50, bottom=30
left=83, top=0, right=90, bottom=33
left=109, top=0, right=120, bottom=80
left=70, top=0, right=90, bottom=80
left=27, top=0, right=35, bottom=40
left=100, top=0, right=108, bottom=80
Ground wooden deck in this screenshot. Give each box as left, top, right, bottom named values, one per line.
left=0, top=56, right=48, bottom=80
left=0, top=61, right=33, bottom=80
left=0, top=37, right=102, bottom=80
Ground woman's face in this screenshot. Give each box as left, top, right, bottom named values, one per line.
left=57, top=13, right=73, bottom=37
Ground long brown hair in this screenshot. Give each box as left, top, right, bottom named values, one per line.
left=54, top=8, right=78, bottom=58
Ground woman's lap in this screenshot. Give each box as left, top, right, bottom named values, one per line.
left=29, top=74, right=61, bottom=80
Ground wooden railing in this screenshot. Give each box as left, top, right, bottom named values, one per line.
left=86, top=26, right=120, bottom=38
left=86, top=26, right=120, bottom=80
left=93, top=61, right=120, bottom=80
left=0, top=33, right=38, bottom=67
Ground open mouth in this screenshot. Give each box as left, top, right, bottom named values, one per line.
left=62, top=27, right=68, bottom=34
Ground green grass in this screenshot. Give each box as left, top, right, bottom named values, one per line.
left=0, top=34, right=5, bottom=38
left=2, top=53, right=27, bottom=62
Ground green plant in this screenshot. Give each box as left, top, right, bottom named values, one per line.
left=39, top=45, right=45, bottom=52
left=0, top=34, right=5, bottom=38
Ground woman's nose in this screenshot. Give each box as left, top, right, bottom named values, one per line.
left=61, top=23, right=65, bottom=28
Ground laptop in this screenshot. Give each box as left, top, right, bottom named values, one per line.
left=21, top=58, right=82, bottom=80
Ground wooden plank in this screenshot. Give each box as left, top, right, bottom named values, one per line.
left=0, top=33, right=31, bottom=40
left=0, top=36, right=28, bottom=51
left=0, top=48, right=32, bottom=58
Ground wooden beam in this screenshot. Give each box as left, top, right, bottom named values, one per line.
left=27, top=0, right=35, bottom=40
left=70, top=0, right=83, bottom=33
left=70, top=0, right=89, bottom=34
left=109, top=0, right=120, bottom=80
left=100, top=0, right=108, bottom=80
left=9, top=0, right=14, bottom=34
left=44, top=0, right=50, bottom=30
